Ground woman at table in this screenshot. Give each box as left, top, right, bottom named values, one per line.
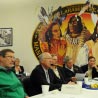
left=13, top=58, right=25, bottom=77
left=51, top=54, right=67, bottom=83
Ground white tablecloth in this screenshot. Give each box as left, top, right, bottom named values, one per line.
left=29, top=88, right=98, bottom=98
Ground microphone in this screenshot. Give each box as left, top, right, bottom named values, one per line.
left=51, top=64, right=58, bottom=66
left=51, top=64, right=55, bottom=66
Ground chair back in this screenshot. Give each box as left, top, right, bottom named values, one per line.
left=22, top=76, right=35, bottom=96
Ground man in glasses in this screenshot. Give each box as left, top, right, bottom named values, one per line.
left=0, top=49, right=28, bottom=98
left=81, top=56, right=98, bottom=80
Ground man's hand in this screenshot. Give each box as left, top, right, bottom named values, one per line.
left=68, top=81, right=76, bottom=84
left=25, top=96, right=29, bottom=98
left=71, top=77, right=77, bottom=82
left=94, top=65, right=98, bottom=72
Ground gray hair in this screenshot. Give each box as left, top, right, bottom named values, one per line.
left=63, top=56, right=72, bottom=63
left=38, top=53, right=43, bottom=62
left=38, top=52, right=51, bottom=62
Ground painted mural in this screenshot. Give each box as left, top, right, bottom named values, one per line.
left=32, top=1, right=98, bottom=66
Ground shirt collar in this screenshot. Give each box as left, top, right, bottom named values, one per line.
left=65, top=65, right=74, bottom=72
left=42, top=65, right=48, bottom=73
left=0, top=65, right=12, bottom=72
left=0, top=66, right=7, bottom=70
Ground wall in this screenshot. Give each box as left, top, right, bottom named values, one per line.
left=0, top=0, right=97, bottom=73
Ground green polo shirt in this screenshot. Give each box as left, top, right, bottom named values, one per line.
left=0, top=66, right=27, bottom=98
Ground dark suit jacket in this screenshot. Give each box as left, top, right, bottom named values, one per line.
left=30, top=65, right=62, bottom=95
left=63, top=64, right=82, bottom=82
left=81, top=64, right=98, bottom=78
left=56, top=66, right=68, bottom=84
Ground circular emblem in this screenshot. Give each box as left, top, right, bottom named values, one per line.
left=32, top=3, right=98, bottom=66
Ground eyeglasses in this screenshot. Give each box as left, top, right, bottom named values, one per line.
left=5, top=56, right=15, bottom=59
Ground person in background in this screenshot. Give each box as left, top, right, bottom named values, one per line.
left=0, top=49, right=28, bottom=98
left=51, top=54, right=67, bottom=83
left=30, top=52, right=64, bottom=95
left=13, top=58, right=25, bottom=76
left=81, top=56, right=98, bottom=79
left=63, top=56, right=82, bottom=83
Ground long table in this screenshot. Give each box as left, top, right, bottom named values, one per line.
left=29, top=88, right=98, bottom=98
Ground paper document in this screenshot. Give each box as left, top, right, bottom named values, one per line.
left=75, top=73, right=85, bottom=81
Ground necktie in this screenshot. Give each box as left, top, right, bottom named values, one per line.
left=46, top=70, right=50, bottom=83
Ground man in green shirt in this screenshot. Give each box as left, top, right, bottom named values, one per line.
left=0, top=49, right=29, bottom=98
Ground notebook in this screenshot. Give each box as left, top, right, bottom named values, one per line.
left=75, top=73, right=85, bottom=81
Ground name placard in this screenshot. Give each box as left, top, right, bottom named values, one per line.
left=61, top=84, right=82, bottom=94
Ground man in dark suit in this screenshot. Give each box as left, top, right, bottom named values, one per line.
left=30, top=52, right=63, bottom=95
left=81, top=56, right=98, bottom=79
left=51, top=54, right=67, bottom=83
left=13, top=58, right=24, bottom=74
left=63, top=56, right=82, bottom=83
